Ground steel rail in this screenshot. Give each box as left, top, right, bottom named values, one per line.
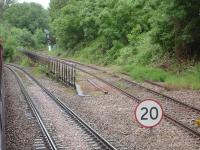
left=87, top=79, right=108, bottom=94
left=121, top=78, right=200, bottom=112
left=21, top=52, right=200, bottom=138
left=5, top=66, right=58, bottom=150
left=58, top=62, right=200, bottom=138
left=64, top=58, right=200, bottom=113
left=144, top=80, right=168, bottom=90
left=8, top=64, right=117, bottom=150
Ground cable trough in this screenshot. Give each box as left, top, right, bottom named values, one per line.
left=7, top=64, right=117, bottom=150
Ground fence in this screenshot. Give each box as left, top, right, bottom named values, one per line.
left=23, top=51, right=76, bottom=88
left=0, top=41, right=5, bottom=150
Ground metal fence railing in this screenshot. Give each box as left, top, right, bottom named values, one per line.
left=23, top=51, right=76, bottom=88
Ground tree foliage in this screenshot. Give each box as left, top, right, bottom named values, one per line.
left=0, top=2, right=49, bottom=60
left=3, top=2, right=49, bottom=33
left=45, top=0, right=200, bottom=63
left=0, top=0, right=15, bottom=18
left=49, top=0, right=68, bottom=21
left=151, top=0, right=200, bottom=61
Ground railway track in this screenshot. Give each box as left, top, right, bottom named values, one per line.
left=55, top=58, right=200, bottom=138
left=6, top=64, right=117, bottom=150
left=6, top=66, right=57, bottom=150
left=22, top=51, right=200, bottom=138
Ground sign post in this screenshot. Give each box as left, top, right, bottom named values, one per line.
left=134, top=99, right=163, bottom=149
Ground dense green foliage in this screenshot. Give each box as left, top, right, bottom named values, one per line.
left=0, top=2, right=49, bottom=60
left=0, top=0, right=199, bottom=89
left=49, top=0, right=200, bottom=89
left=50, top=0, right=200, bottom=64
left=3, top=2, right=49, bottom=33
left=0, top=0, right=15, bottom=17
left=49, top=0, right=68, bottom=21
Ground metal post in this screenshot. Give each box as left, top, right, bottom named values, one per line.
left=67, top=64, right=69, bottom=85
left=71, top=64, right=73, bottom=86
left=50, top=59, right=52, bottom=74
left=64, top=63, right=66, bottom=84
left=52, top=60, right=54, bottom=75
left=58, top=61, right=60, bottom=80
left=73, top=65, right=76, bottom=88
left=56, top=60, right=59, bottom=80
left=55, top=60, right=57, bottom=79
left=62, top=63, right=64, bottom=82
left=69, top=65, right=72, bottom=85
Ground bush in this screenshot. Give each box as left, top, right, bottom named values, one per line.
left=33, top=29, right=46, bottom=48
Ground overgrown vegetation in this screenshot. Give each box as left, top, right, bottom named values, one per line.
left=50, top=0, right=200, bottom=63
left=48, top=0, right=200, bottom=89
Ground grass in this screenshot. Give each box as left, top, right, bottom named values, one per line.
left=16, top=52, right=47, bottom=77
left=165, top=65, right=200, bottom=89
left=122, top=64, right=200, bottom=90
left=32, top=64, right=47, bottom=77
left=48, top=46, right=200, bottom=89
left=122, top=65, right=170, bottom=82
left=19, top=57, right=30, bottom=67
left=46, top=36, right=200, bottom=90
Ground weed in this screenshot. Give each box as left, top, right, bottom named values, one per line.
left=32, top=64, right=47, bottom=76
left=122, top=65, right=170, bottom=82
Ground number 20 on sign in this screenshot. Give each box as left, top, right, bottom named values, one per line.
left=135, top=99, right=163, bottom=128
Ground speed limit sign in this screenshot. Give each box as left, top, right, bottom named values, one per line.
left=135, top=99, right=163, bottom=128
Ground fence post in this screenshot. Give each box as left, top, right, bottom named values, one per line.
left=53, top=60, right=55, bottom=75
left=64, top=63, right=66, bottom=84
left=73, top=65, right=76, bottom=88
left=58, top=61, right=60, bottom=80
left=67, top=64, right=69, bottom=85
left=56, top=60, right=58, bottom=81
left=71, top=64, right=73, bottom=86
left=62, top=63, right=64, bottom=82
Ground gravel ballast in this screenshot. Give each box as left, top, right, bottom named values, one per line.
left=27, top=67, right=200, bottom=150
left=16, top=68, right=102, bottom=150
left=4, top=68, right=43, bottom=150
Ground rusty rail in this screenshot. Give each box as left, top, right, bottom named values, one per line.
left=23, top=51, right=76, bottom=88
left=87, top=79, right=108, bottom=94
left=22, top=51, right=200, bottom=138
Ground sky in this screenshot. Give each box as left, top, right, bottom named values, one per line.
left=17, top=0, right=50, bottom=9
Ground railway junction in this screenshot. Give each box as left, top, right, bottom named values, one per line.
left=1, top=50, right=200, bottom=150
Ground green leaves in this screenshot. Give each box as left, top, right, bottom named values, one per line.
left=3, top=2, right=49, bottom=33
left=49, top=0, right=200, bottom=64
left=0, top=2, right=50, bottom=60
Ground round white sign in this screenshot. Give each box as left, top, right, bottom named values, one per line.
left=135, top=99, right=163, bottom=128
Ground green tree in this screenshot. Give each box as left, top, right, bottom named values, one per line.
left=0, top=0, right=15, bottom=18
left=49, top=0, right=68, bottom=21
left=3, top=2, right=49, bottom=33
left=33, top=29, right=46, bottom=48
left=151, top=0, right=200, bottom=61
left=49, top=0, right=200, bottom=63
